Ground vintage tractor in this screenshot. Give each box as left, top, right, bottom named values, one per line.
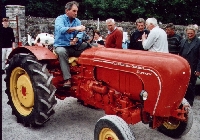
left=4, top=42, right=193, bottom=139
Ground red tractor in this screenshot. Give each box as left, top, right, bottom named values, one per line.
left=5, top=44, right=193, bottom=139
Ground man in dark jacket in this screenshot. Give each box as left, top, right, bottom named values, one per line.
left=1, top=17, right=15, bottom=74
left=129, top=18, right=149, bottom=50
left=179, top=24, right=200, bottom=106
left=165, top=23, right=182, bottom=54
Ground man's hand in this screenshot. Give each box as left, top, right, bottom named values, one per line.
left=12, top=42, right=15, bottom=50
left=76, top=25, right=85, bottom=31
left=70, top=37, right=79, bottom=45
left=142, top=32, right=147, bottom=41
left=67, top=25, right=86, bottom=33
left=195, top=71, right=200, bottom=77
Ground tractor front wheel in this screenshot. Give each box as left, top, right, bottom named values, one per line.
left=94, top=115, right=135, bottom=140
left=4, top=54, right=57, bottom=127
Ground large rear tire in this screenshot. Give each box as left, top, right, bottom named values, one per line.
left=4, top=53, right=57, bottom=127
left=94, top=115, right=135, bottom=140
left=157, top=98, right=193, bottom=138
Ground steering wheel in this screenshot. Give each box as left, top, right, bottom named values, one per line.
left=83, top=26, right=95, bottom=43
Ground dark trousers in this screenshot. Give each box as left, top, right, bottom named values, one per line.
left=185, top=75, right=197, bottom=106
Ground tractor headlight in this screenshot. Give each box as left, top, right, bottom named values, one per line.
left=140, top=90, right=148, bottom=101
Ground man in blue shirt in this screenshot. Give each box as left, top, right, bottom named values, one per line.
left=54, top=1, right=86, bottom=88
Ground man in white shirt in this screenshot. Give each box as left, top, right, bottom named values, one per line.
left=142, top=18, right=168, bottom=53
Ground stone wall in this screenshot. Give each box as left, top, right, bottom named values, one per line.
left=6, top=5, right=25, bottom=46
left=24, top=17, right=200, bottom=40
left=24, top=16, right=55, bottom=39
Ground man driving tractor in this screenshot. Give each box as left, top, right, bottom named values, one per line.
left=53, top=1, right=86, bottom=88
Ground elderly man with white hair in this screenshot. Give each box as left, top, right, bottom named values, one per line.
left=179, top=24, right=200, bottom=106
left=142, top=18, right=168, bottom=53
left=105, top=18, right=123, bottom=49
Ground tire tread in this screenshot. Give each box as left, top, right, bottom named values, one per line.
left=4, top=54, right=57, bottom=127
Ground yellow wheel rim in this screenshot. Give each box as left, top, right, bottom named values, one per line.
left=99, top=128, right=119, bottom=140
left=10, top=67, right=34, bottom=116
left=163, top=119, right=180, bottom=130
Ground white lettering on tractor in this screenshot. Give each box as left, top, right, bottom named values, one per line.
left=94, top=59, right=152, bottom=76
left=136, top=70, right=152, bottom=76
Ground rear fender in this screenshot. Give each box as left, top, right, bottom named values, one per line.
left=8, top=46, right=57, bottom=60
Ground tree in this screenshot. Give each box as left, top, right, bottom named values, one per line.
left=2, top=0, right=200, bottom=25
left=83, top=0, right=200, bottom=25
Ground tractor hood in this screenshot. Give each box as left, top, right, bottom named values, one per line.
left=78, top=47, right=191, bottom=117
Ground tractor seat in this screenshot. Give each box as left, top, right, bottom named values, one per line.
left=53, top=50, right=78, bottom=66
left=68, top=57, right=78, bottom=66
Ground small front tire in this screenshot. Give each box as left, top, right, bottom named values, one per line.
left=94, top=115, right=135, bottom=140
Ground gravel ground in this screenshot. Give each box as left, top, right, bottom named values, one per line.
left=2, top=74, right=200, bottom=140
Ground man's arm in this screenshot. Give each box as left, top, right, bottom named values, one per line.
left=195, top=43, right=200, bottom=77
left=115, top=30, right=123, bottom=49
left=55, top=16, right=85, bottom=34
left=177, top=34, right=183, bottom=46
left=178, top=39, right=186, bottom=55
left=67, top=25, right=85, bottom=33
left=142, top=31, right=157, bottom=50
left=70, top=22, right=85, bottom=45
left=128, top=32, right=135, bottom=49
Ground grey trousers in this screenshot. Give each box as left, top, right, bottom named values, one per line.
left=54, top=43, right=90, bottom=80
left=54, top=46, right=73, bottom=80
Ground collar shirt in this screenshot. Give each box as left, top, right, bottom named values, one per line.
left=94, top=37, right=103, bottom=43
left=108, top=27, right=117, bottom=34
left=54, top=14, right=83, bottom=47
left=143, top=26, right=168, bottom=53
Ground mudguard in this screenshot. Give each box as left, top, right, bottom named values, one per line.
left=8, top=46, right=57, bottom=60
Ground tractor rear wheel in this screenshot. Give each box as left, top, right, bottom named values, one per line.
left=4, top=53, right=57, bottom=127
left=157, top=98, right=193, bottom=138
left=94, top=115, right=135, bottom=140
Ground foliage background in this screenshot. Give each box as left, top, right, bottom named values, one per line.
left=1, top=0, right=200, bottom=25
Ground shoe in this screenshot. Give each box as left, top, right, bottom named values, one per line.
left=63, top=79, right=71, bottom=88
left=2, top=70, right=5, bottom=74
